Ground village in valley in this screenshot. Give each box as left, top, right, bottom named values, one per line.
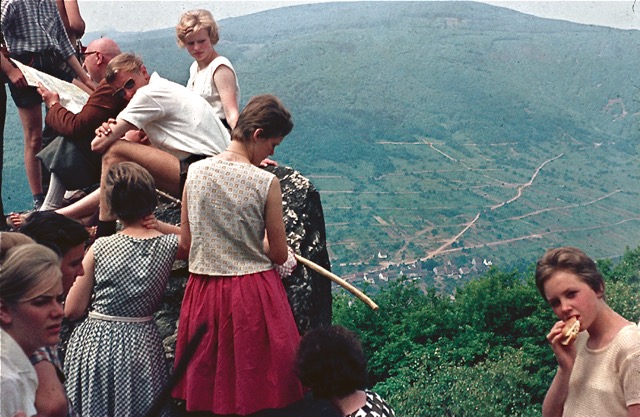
left=341, top=251, right=494, bottom=295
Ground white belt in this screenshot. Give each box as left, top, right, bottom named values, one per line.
left=88, top=311, right=153, bottom=323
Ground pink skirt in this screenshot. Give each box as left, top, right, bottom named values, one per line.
left=171, top=269, right=304, bottom=415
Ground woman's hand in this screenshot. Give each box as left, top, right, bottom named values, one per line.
left=142, top=214, right=158, bottom=230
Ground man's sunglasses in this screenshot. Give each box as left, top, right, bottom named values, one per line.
left=113, top=78, right=135, bottom=98
left=82, top=50, right=98, bottom=57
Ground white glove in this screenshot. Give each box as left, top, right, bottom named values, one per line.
left=275, top=246, right=297, bottom=279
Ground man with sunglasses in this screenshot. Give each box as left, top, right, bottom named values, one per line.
left=89, top=52, right=230, bottom=237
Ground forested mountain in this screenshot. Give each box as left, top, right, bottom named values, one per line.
left=4, top=2, right=640, bottom=281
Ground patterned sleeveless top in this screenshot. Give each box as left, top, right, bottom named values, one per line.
left=186, top=158, right=276, bottom=276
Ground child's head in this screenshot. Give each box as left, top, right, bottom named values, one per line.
left=105, top=161, right=157, bottom=223
left=176, top=9, right=219, bottom=47
left=295, top=325, right=367, bottom=399
left=535, top=246, right=605, bottom=302
left=231, top=94, right=293, bottom=143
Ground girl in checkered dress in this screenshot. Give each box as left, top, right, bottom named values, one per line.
left=64, top=162, right=184, bottom=417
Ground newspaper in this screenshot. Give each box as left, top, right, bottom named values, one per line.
left=10, top=58, right=89, bottom=114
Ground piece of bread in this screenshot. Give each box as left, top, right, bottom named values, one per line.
left=561, top=317, right=580, bottom=346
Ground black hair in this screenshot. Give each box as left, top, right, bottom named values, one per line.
left=295, top=325, right=367, bottom=399
left=19, top=211, right=89, bottom=256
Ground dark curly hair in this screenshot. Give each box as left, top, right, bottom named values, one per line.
left=295, top=325, right=367, bottom=399
left=19, top=211, right=89, bottom=256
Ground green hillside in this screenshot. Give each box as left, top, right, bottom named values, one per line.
left=4, top=2, right=640, bottom=281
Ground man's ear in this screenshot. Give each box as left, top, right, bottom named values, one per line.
left=140, top=65, right=149, bottom=79
left=0, top=300, right=13, bottom=326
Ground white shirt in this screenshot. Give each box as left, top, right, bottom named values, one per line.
left=187, top=56, right=240, bottom=121
left=1, top=328, right=38, bottom=417
left=118, top=72, right=230, bottom=161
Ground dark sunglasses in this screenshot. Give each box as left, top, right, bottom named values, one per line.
left=113, top=78, right=135, bottom=98
left=82, top=50, right=98, bottom=57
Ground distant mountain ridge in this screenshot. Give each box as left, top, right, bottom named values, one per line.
left=4, top=2, right=640, bottom=281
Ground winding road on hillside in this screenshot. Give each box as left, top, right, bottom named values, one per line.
left=379, top=152, right=578, bottom=269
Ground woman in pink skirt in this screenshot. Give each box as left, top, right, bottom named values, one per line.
left=172, top=94, right=303, bottom=416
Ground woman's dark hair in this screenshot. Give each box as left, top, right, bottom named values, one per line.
left=535, top=246, right=605, bottom=301
left=105, top=161, right=157, bottom=222
left=231, top=94, right=293, bottom=142
left=295, top=325, right=367, bottom=399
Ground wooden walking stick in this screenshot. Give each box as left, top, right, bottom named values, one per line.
left=294, top=254, right=379, bottom=310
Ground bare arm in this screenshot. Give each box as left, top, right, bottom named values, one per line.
left=263, top=178, right=288, bottom=265
left=58, top=0, right=85, bottom=40
left=65, top=54, right=96, bottom=90
left=213, top=65, right=239, bottom=129
left=542, top=321, right=577, bottom=417
left=141, top=214, right=187, bottom=260
left=64, top=246, right=96, bottom=320
left=33, top=361, right=68, bottom=417
left=91, top=118, right=136, bottom=153
left=178, top=185, right=191, bottom=261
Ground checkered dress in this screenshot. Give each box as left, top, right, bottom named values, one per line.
left=347, top=391, right=396, bottom=417
left=64, top=233, right=178, bottom=417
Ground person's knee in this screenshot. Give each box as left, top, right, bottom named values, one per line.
left=24, top=135, right=43, bottom=151
left=102, top=141, right=129, bottom=167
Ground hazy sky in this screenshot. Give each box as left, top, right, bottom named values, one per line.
left=80, top=1, right=640, bottom=36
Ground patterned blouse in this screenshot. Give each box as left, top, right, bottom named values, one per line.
left=347, top=390, right=396, bottom=417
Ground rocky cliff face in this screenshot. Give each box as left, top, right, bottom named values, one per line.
left=153, top=165, right=333, bottom=363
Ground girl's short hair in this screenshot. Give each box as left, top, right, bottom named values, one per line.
left=232, top=94, right=293, bottom=143
left=535, top=246, right=605, bottom=301
left=105, top=161, right=157, bottom=223
left=0, top=244, right=61, bottom=305
left=176, top=9, right=219, bottom=47
left=295, top=325, right=367, bottom=399
left=105, top=53, right=144, bottom=84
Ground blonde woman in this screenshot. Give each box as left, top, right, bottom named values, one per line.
left=0, top=244, right=63, bottom=417
left=176, top=9, right=240, bottom=129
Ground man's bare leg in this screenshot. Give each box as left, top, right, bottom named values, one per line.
left=56, top=188, right=100, bottom=221
left=5, top=189, right=99, bottom=230
left=99, top=140, right=181, bottom=222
